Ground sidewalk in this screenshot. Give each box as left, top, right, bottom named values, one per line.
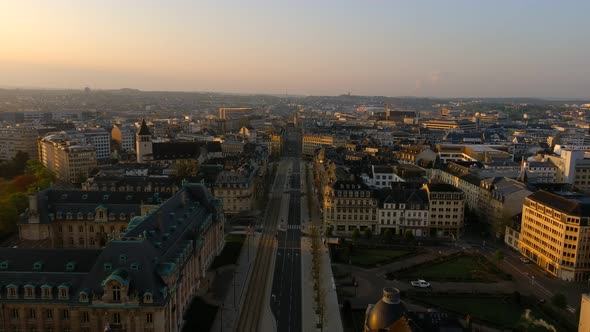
left=209, top=231, right=260, bottom=332
left=301, top=161, right=343, bottom=332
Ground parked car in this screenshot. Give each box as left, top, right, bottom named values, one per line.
left=411, top=280, right=431, bottom=288
left=520, top=257, right=531, bottom=264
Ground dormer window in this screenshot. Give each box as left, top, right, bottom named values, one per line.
left=41, top=285, right=52, bottom=299
left=119, top=255, right=127, bottom=263
left=0, top=260, right=8, bottom=270
left=7, top=285, right=18, bottom=299
left=87, top=212, right=94, bottom=220
left=98, top=211, right=104, bottom=219
left=24, top=285, right=35, bottom=299
left=119, top=213, right=126, bottom=220
left=143, top=292, right=153, bottom=303
left=66, top=212, right=73, bottom=220
left=33, top=261, right=43, bottom=271
left=58, top=285, right=69, bottom=300
left=77, top=212, right=84, bottom=220
left=131, top=263, right=139, bottom=271
left=104, top=263, right=112, bottom=271
left=79, top=291, right=89, bottom=303
left=66, top=262, right=76, bottom=272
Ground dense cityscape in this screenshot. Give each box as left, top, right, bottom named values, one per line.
left=0, top=89, right=588, bottom=332
left=2, top=1, right=590, bottom=332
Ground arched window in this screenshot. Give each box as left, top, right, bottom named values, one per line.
left=112, top=285, right=121, bottom=301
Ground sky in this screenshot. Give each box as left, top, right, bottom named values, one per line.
left=1, top=0, right=589, bottom=98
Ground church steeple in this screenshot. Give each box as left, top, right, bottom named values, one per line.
left=136, top=119, right=153, bottom=162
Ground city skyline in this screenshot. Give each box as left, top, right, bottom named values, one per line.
left=1, top=0, right=590, bottom=98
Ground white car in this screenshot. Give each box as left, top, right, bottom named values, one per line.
left=411, top=280, right=431, bottom=288
left=520, top=257, right=531, bottom=264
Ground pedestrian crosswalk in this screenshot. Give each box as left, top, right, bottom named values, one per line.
left=286, top=224, right=301, bottom=230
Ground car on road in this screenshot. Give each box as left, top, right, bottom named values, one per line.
left=520, top=257, right=531, bottom=264
left=410, top=280, right=430, bottom=288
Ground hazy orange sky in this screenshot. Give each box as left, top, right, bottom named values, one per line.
left=1, top=0, right=589, bottom=98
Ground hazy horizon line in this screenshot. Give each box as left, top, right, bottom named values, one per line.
left=1, top=84, right=589, bottom=102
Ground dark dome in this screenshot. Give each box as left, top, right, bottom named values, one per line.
left=366, top=288, right=408, bottom=331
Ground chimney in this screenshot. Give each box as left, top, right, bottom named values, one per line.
left=382, top=287, right=401, bottom=304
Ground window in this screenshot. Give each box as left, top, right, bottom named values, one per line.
left=81, top=311, right=89, bottom=322
left=78, top=225, right=83, bottom=232
left=42, top=287, right=51, bottom=299
left=113, top=313, right=121, bottom=323
left=46, top=309, right=53, bottom=319
left=25, top=286, right=34, bottom=298
left=146, top=313, right=153, bottom=323
left=7, top=285, right=17, bottom=298
left=62, top=309, right=69, bottom=320
left=12, top=308, right=19, bottom=319
left=113, top=285, right=121, bottom=301
left=59, top=286, right=69, bottom=299
left=28, top=308, right=36, bottom=319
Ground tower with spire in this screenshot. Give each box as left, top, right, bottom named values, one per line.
left=136, top=119, right=153, bottom=162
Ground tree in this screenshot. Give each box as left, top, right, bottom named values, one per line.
left=8, top=192, right=28, bottom=213
left=551, top=293, right=567, bottom=309
left=404, top=230, right=415, bottom=241
left=325, top=225, right=333, bottom=238
left=382, top=229, right=393, bottom=243
left=175, top=160, right=200, bottom=177
left=351, top=228, right=360, bottom=243
left=363, top=228, right=372, bottom=240
left=25, top=160, right=54, bottom=192
left=494, top=249, right=504, bottom=261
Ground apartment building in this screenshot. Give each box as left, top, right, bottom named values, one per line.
left=361, top=165, right=405, bottom=189
left=213, top=163, right=260, bottom=215
left=424, top=183, right=465, bottom=238
left=111, top=124, right=136, bottom=153
left=432, top=162, right=481, bottom=210
left=302, top=134, right=334, bottom=158
left=519, top=191, right=590, bottom=281
left=0, top=124, right=39, bottom=161
left=323, top=180, right=377, bottom=235
left=19, top=190, right=167, bottom=248
left=0, top=184, right=224, bottom=332
left=479, top=177, right=532, bottom=236
left=376, top=185, right=429, bottom=236
left=38, top=133, right=97, bottom=183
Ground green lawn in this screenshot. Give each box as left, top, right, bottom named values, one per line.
left=401, top=254, right=506, bottom=282
left=181, top=297, right=218, bottom=332
left=419, top=296, right=523, bottom=327
left=348, top=248, right=412, bottom=268
left=209, top=234, right=246, bottom=269
left=409, top=295, right=571, bottom=331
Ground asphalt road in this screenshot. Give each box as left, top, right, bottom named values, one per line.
left=236, top=157, right=287, bottom=332
left=270, top=129, right=303, bottom=332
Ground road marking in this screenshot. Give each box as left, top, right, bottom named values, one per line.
left=503, top=259, right=552, bottom=296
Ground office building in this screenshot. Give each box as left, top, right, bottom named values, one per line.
left=0, top=124, right=39, bottom=161
left=519, top=191, right=590, bottom=281
left=38, top=133, right=97, bottom=183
